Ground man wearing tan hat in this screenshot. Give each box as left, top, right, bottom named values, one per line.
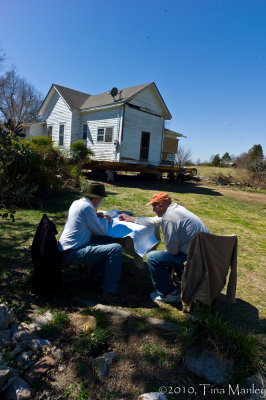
left=59, top=182, right=123, bottom=304
left=118, top=192, right=209, bottom=303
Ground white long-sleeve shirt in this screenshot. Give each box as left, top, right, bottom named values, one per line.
left=58, top=197, right=108, bottom=251
left=135, top=203, right=209, bottom=255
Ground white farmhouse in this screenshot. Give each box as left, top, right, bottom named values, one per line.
left=29, top=82, right=185, bottom=166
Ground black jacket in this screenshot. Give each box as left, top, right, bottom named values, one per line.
left=31, top=214, right=62, bottom=293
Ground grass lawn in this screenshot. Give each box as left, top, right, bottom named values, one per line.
left=192, top=165, right=266, bottom=191
left=1, top=176, right=265, bottom=325
left=0, top=176, right=265, bottom=398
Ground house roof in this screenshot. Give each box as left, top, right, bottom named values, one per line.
left=53, top=84, right=91, bottom=109
left=164, top=129, right=187, bottom=138
left=80, top=82, right=152, bottom=110
left=39, top=82, right=171, bottom=119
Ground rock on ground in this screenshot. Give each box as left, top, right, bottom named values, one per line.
left=138, top=393, right=168, bottom=400
left=0, top=304, right=15, bottom=330
left=184, top=347, right=230, bottom=384
left=3, top=377, right=31, bottom=399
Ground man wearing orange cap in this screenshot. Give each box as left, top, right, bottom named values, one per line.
left=118, top=192, right=209, bottom=303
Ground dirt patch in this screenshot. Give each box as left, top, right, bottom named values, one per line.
left=199, top=183, right=266, bottom=205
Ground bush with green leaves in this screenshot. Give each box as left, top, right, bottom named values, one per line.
left=0, top=131, right=65, bottom=210
left=70, top=140, right=93, bottom=163
left=69, top=140, right=93, bottom=178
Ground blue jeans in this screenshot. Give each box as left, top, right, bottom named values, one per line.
left=146, top=250, right=187, bottom=296
left=63, top=236, right=122, bottom=293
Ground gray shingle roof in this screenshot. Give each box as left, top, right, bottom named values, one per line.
left=53, top=84, right=91, bottom=109
left=53, top=82, right=152, bottom=110
left=39, top=82, right=171, bottom=119
left=80, top=82, right=152, bottom=110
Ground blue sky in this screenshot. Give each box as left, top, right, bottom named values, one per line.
left=1, top=0, right=265, bottom=162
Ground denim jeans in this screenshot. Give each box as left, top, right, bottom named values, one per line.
left=146, top=250, right=187, bottom=296
left=63, top=236, right=122, bottom=293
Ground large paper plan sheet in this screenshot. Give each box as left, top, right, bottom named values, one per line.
left=105, top=210, right=159, bottom=257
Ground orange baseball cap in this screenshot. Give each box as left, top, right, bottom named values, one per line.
left=146, top=192, right=172, bottom=205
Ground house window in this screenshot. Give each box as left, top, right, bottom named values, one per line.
left=48, top=126, right=53, bottom=138
left=97, top=127, right=113, bottom=142
left=59, top=124, right=64, bottom=146
left=82, top=124, right=88, bottom=140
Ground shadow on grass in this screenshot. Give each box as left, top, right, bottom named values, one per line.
left=215, top=294, right=266, bottom=335
left=103, top=174, right=224, bottom=197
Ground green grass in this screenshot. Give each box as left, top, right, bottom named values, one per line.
left=183, top=308, right=261, bottom=383
left=39, top=311, right=70, bottom=340
left=73, top=307, right=112, bottom=355
left=0, top=179, right=265, bottom=330
left=143, top=342, right=167, bottom=365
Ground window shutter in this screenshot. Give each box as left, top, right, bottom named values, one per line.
left=59, top=124, right=64, bottom=146
left=83, top=124, right=87, bottom=139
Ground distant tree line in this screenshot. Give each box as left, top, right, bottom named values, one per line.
left=209, top=145, right=265, bottom=175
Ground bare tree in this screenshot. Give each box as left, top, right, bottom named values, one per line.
left=0, top=67, right=43, bottom=126
left=175, top=146, right=192, bottom=167
left=0, top=47, right=6, bottom=71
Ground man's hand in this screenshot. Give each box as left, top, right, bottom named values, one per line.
left=97, top=212, right=112, bottom=222
left=118, top=213, right=136, bottom=223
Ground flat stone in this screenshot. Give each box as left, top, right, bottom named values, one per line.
left=9, top=322, right=19, bottom=337
left=10, top=338, right=51, bottom=359
left=146, top=317, right=179, bottom=331
left=184, top=347, right=230, bottom=384
left=102, top=351, right=118, bottom=365
left=0, top=329, right=11, bottom=346
left=4, top=377, right=32, bottom=399
left=26, top=356, right=55, bottom=384
left=2, top=376, right=17, bottom=391
left=0, top=366, right=15, bottom=390
left=94, top=305, right=131, bottom=319
left=73, top=297, right=131, bottom=319
left=0, top=304, right=15, bottom=330
left=139, top=393, right=168, bottom=400
left=91, top=356, right=108, bottom=379
left=12, top=323, right=38, bottom=342
left=15, top=351, right=33, bottom=364
left=28, top=338, right=51, bottom=350
left=51, top=347, right=62, bottom=360
left=242, top=373, right=266, bottom=400
left=30, top=311, right=53, bottom=328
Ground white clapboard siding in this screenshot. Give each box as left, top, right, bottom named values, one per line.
left=81, top=106, right=122, bottom=161
left=44, top=92, right=72, bottom=149
left=71, top=110, right=82, bottom=143
left=25, top=123, right=46, bottom=139
left=121, top=105, right=164, bottom=165
left=129, top=85, right=164, bottom=116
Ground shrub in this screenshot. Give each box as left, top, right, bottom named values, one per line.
left=183, top=310, right=261, bottom=383
left=68, top=140, right=93, bottom=179
left=0, top=133, right=65, bottom=205
left=70, top=140, right=93, bottom=164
